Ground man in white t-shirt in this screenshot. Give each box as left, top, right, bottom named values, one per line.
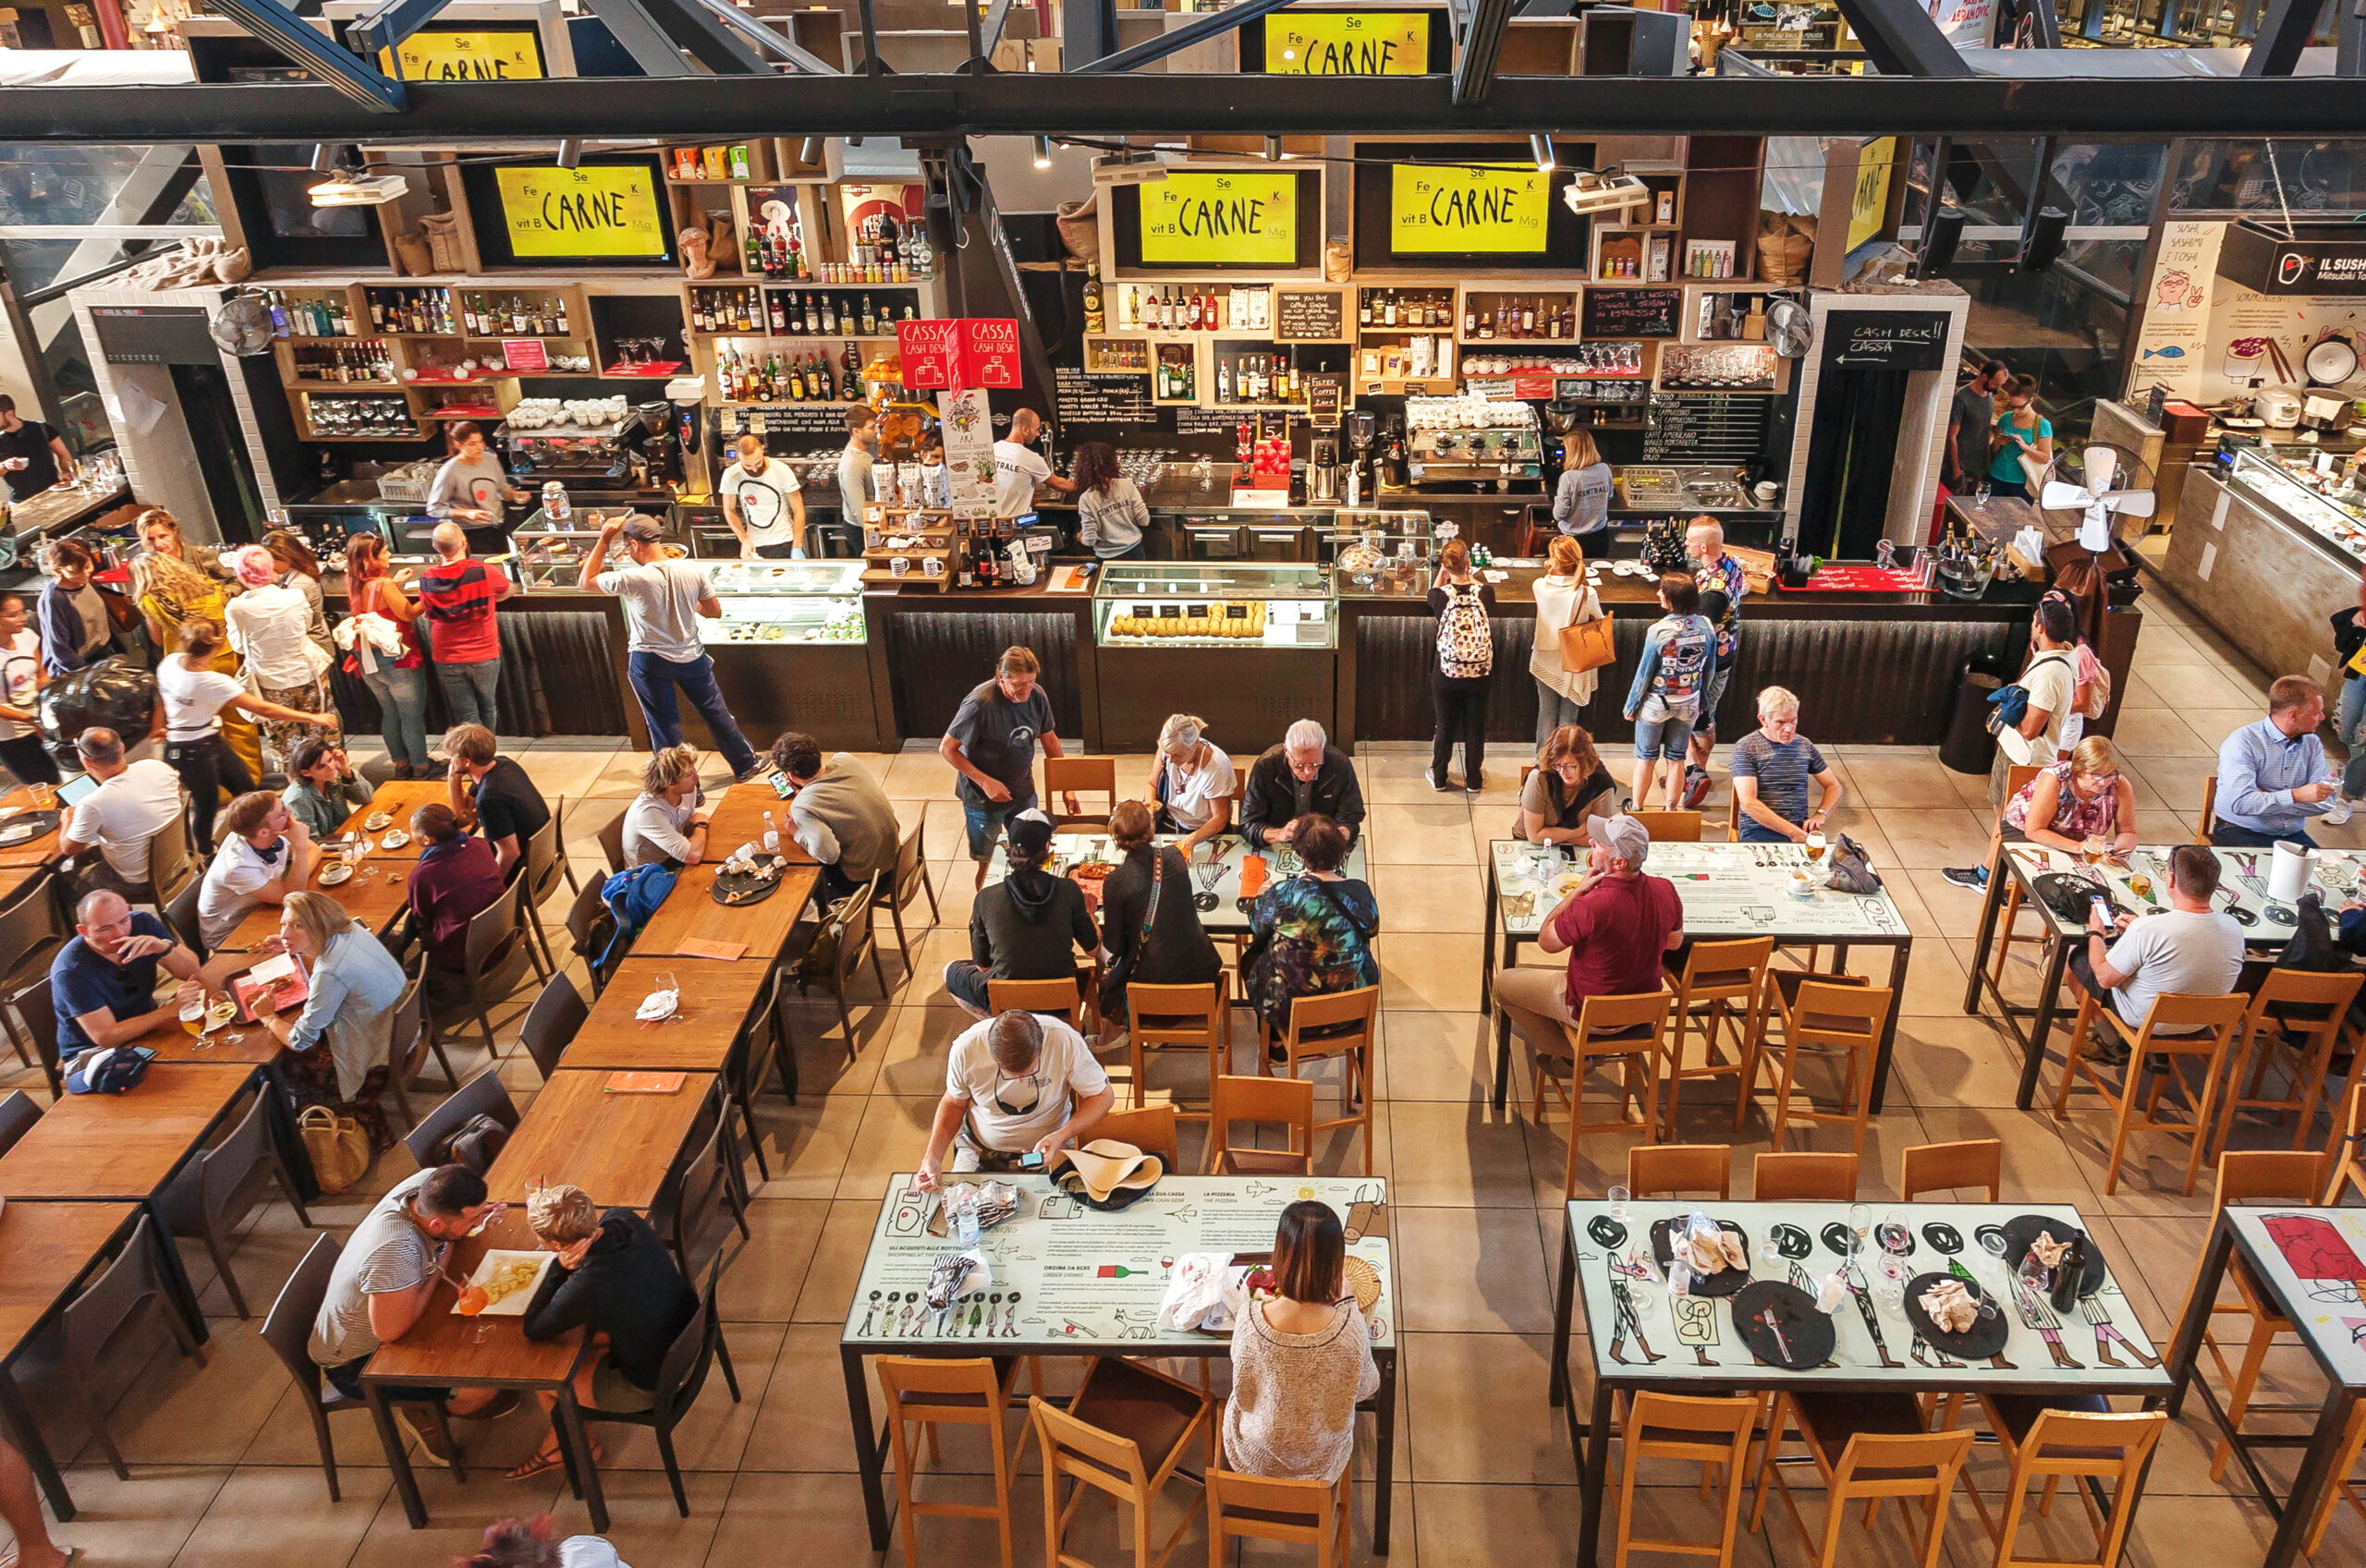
left=913, top=1010, right=1113, bottom=1189
left=2071, top=842, right=2245, bottom=1066
left=58, top=727, right=183, bottom=896
left=0, top=589, right=55, bottom=785
left=992, top=408, right=1077, bottom=520
left=720, top=432, right=806, bottom=560
left=576, top=513, right=760, bottom=781
left=196, top=788, right=316, bottom=947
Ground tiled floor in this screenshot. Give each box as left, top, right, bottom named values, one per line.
left=13, top=564, right=2366, bottom=1567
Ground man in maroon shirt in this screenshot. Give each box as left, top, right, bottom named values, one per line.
left=1493, top=813, right=1684, bottom=1074
left=417, top=521, right=514, bottom=737
left=403, top=801, right=505, bottom=972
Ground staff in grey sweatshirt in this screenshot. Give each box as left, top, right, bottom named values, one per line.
left=426, top=422, right=529, bottom=523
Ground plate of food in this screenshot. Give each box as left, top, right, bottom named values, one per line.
left=1905, top=1271, right=2009, bottom=1358
left=1649, top=1216, right=1752, bottom=1298
left=380, top=829, right=410, bottom=850
left=362, top=812, right=394, bottom=831
left=454, top=1250, right=555, bottom=1317
left=712, top=854, right=786, bottom=906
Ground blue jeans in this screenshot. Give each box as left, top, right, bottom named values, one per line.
left=360, top=662, right=430, bottom=768
left=436, top=657, right=500, bottom=735
left=627, top=650, right=757, bottom=777
left=1536, top=684, right=1587, bottom=746
left=1631, top=711, right=1692, bottom=761
left=2339, top=673, right=2366, bottom=800
left=963, top=796, right=1031, bottom=859
left=2212, top=821, right=2317, bottom=850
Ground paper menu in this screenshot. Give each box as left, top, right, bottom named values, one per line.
left=233, top=952, right=310, bottom=1020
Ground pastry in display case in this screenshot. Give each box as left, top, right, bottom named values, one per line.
left=1323, top=508, right=1433, bottom=596
left=2226, top=444, right=2366, bottom=565
left=701, top=557, right=867, bottom=645
left=1093, top=562, right=1335, bottom=650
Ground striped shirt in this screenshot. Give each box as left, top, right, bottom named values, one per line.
left=1730, top=730, right=1826, bottom=843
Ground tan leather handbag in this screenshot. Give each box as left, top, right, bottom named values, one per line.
left=1558, top=614, right=1617, bottom=674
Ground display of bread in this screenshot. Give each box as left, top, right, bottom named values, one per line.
left=1107, top=600, right=1267, bottom=640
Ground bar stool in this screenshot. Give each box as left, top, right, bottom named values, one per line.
left=2054, top=988, right=2249, bottom=1195
left=1750, top=1151, right=1859, bottom=1202
left=1633, top=808, right=1703, bottom=843
left=1263, top=985, right=1378, bottom=1175
left=1758, top=974, right=1893, bottom=1155
left=1207, top=1468, right=1352, bottom=1568
left=1123, top=977, right=1227, bottom=1119
left=1536, top=986, right=1669, bottom=1149
left=1030, top=1359, right=1213, bottom=1568
left=1043, top=756, right=1118, bottom=829
left=1612, top=1391, right=1761, bottom=1568
left=1627, top=1142, right=1731, bottom=1201
left=1961, top=1403, right=2165, bottom=1568
left=1982, top=765, right=2046, bottom=995
left=1659, top=936, right=1774, bottom=1138
left=988, top=975, right=1092, bottom=1034
left=2306, top=1400, right=2366, bottom=1556
left=2189, top=1149, right=2325, bottom=1481
left=1750, top=1393, right=1971, bottom=1568
left=2328, top=1081, right=2366, bottom=1205
left=2212, top=967, right=2363, bottom=1155
left=877, top=1356, right=1030, bottom=1568
left=2196, top=775, right=2221, bottom=844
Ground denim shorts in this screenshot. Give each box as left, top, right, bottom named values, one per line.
left=1631, top=711, right=1694, bottom=761
left=963, top=797, right=1028, bottom=858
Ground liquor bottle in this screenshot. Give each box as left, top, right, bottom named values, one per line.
left=363, top=292, right=382, bottom=334
left=459, top=294, right=479, bottom=336
left=1521, top=297, right=1537, bottom=336
left=1383, top=290, right=1399, bottom=328
left=860, top=294, right=876, bottom=335
left=1546, top=300, right=1563, bottom=340
left=769, top=291, right=788, bottom=334
left=786, top=357, right=804, bottom=401
left=1359, top=291, right=1372, bottom=328
left=818, top=294, right=836, bottom=334
left=1082, top=265, right=1104, bottom=334
left=1462, top=297, right=1478, bottom=336
left=1217, top=358, right=1232, bottom=404
left=1479, top=309, right=1495, bottom=341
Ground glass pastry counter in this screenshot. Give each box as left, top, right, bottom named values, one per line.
left=1323, top=508, right=1433, bottom=598
left=509, top=528, right=610, bottom=590
left=2224, top=444, right=2366, bottom=565
left=1093, top=561, right=1335, bottom=650
left=700, top=557, right=867, bottom=645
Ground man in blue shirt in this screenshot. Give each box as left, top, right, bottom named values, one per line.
left=49, top=888, right=241, bottom=1062
left=2213, top=675, right=2341, bottom=849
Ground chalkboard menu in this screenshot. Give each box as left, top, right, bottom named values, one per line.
left=1055, top=366, right=1154, bottom=425
left=730, top=403, right=856, bottom=439
left=1273, top=288, right=1347, bottom=342
left=1580, top=286, right=1680, bottom=340
left=1642, top=393, right=1772, bottom=463
left=1175, top=406, right=1251, bottom=434
left=1823, top=310, right=1949, bottom=370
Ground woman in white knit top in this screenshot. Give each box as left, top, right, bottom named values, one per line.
left=1224, top=1200, right=1381, bottom=1482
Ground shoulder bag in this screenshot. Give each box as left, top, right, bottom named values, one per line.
left=1100, top=847, right=1164, bottom=1002
left=1558, top=604, right=1616, bottom=674
left=300, top=1105, right=373, bottom=1194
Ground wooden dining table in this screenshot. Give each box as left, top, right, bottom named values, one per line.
left=0, top=1199, right=144, bottom=1523
left=0, top=1060, right=259, bottom=1203
left=480, top=1067, right=720, bottom=1207
left=0, top=784, right=68, bottom=869
left=219, top=850, right=416, bottom=951
left=557, top=958, right=770, bottom=1075
left=636, top=859, right=818, bottom=963
left=330, top=779, right=453, bottom=861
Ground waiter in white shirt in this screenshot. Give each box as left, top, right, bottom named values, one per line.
left=993, top=408, right=1078, bottom=521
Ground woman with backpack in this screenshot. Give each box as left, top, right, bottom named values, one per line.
left=1428, top=539, right=1495, bottom=795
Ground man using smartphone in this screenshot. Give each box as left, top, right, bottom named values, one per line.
left=913, top=1009, right=1112, bottom=1190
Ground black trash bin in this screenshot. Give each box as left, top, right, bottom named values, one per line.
left=1940, top=652, right=2014, bottom=775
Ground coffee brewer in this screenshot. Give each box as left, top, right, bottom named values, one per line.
left=1307, top=436, right=1343, bottom=504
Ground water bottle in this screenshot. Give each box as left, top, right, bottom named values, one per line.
left=542, top=480, right=571, bottom=524
left=952, top=1188, right=980, bottom=1247
left=762, top=810, right=780, bottom=856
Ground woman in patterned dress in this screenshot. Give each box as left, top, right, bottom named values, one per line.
left=129, top=508, right=262, bottom=782
left=1243, top=813, right=1380, bottom=1040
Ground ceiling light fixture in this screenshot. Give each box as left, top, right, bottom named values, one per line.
left=1032, top=134, right=1054, bottom=168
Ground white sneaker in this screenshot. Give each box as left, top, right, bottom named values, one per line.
left=2328, top=796, right=2356, bottom=826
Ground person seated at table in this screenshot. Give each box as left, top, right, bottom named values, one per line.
left=0, top=590, right=59, bottom=789
left=1243, top=814, right=1379, bottom=1045
left=1521, top=725, right=1617, bottom=846
left=943, top=808, right=1099, bottom=1024
left=2214, top=675, right=2342, bottom=848
left=49, top=887, right=241, bottom=1063
left=1144, top=712, right=1236, bottom=856
left=621, top=745, right=712, bottom=869
left=507, top=1183, right=697, bottom=1481
left=1730, top=687, right=1846, bottom=846
left=456, top=1515, right=629, bottom=1568
left=2002, top=736, right=2139, bottom=859
left=444, top=723, right=549, bottom=877
left=56, top=725, right=183, bottom=899
left=2069, top=842, right=2244, bottom=1068
left=405, top=802, right=505, bottom=973
left=1238, top=720, right=1365, bottom=849
left=770, top=729, right=899, bottom=901
left=1098, top=799, right=1222, bottom=1033
left=280, top=735, right=373, bottom=844
left=1223, top=1198, right=1380, bottom=1483
left=195, top=789, right=316, bottom=949
left=913, top=1007, right=1114, bottom=1189
left=252, top=890, right=407, bottom=1150
left=307, top=1161, right=514, bottom=1465
left=1491, top=814, right=1683, bottom=1076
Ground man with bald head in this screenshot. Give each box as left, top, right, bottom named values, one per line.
left=416, top=518, right=513, bottom=735
left=48, top=888, right=239, bottom=1064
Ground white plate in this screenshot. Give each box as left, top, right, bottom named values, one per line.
left=380, top=830, right=410, bottom=850
left=319, top=864, right=353, bottom=887
left=362, top=813, right=393, bottom=831
left=454, top=1250, right=555, bottom=1316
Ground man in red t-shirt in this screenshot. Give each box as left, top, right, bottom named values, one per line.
left=417, top=521, right=514, bottom=737
left=1494, top=813, right=1684, bottom=1067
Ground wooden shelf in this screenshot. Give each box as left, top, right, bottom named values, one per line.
left=285, top=378, right=403, bottom=391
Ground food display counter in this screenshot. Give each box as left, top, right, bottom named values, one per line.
left=1093, top=562, right=1336, bottom=748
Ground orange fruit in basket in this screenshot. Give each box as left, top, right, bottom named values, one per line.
left=456, top=1285, right=490, bottom=1316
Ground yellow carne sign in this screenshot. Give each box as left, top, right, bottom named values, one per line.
left=496, top=165, right=667, bottom=260
left=1262, top=11, right=1428, bottom=73
left=378, top=28, right=544, bottom=80
left=1138, top=171, right=1299, bottom=268
left=1390, top=164, right=1550, bottom=254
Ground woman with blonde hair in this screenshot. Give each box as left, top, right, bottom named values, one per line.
left=622, top=744, right=711, bottom=866
left=2001, top=735, right=2138, bottom=858
left=129, top=506, right=262, bottom=781
left=342, top=533, right=431, bottom=779
left=1142, top=712, right=1236, bottom=856
left=1521, top=724, right=1616, bottom=845
left=254, top=888, right=407, bottom=1150
left=1530, top=533, right=1604, bottom=743
left=1552, top=429, right=1612, bottom=539
left=223, top=542, right=338, bottom=771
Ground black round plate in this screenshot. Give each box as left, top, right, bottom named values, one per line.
left=1651, top=1218, right=1751, bottom=1298
left=1733, top=1280, right=1834, bottom=1370
left=0, top=808, right=58, bottom=847
left=1922, top=1222, right=1965, bottom=1256
left=1587, top=1215, right=1628, bottom=1249
left=711, top=857, right=787, bottom=906
left=1904, top=1271, right=2009, bottom=1358
left=1193, top=892, right=1219, bottom=912
left=1820, top=1222, right=1856, bottom=1257
left=2000, top=1214, right=2105, bottom=1301
left=1770, top=1223, right=1812, bottom=1259
left=2224, top=902, right=2258, bottom=927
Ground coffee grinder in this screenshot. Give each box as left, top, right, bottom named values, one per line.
left=1346, top=410, right=1375, bottom=506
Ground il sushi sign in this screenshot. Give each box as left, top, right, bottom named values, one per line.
left=896, top=318, right=1022, bottom=390
left=2217, top=218, right=2366, bottom=297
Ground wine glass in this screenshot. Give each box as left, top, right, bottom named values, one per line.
left=1877, top=1210, right=1912, bottom=1257
left=1847, top=1203, right=1872, bottom=1258
left=1874, top=1255, right=1907, bottom=1312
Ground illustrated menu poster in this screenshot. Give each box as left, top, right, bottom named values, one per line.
left=936, top=387, right=997, bottom=515
left=847, top=1175, right=1395, bottom=1347
left=2229, top=1208, right=2366, bottom=1385
left=1491, top=841, right=1909, bottom=940
left=2128, top=220, right=2221, bottom=404
left=1570, top=1201, right=2165, bottom=1386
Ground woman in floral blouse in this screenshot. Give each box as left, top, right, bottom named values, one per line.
left=1244, top=813, right=1380, bottom=1037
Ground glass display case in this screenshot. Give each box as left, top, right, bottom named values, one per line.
left=1093, top=561, right=1335, bottom=650
left=509, top=528, right=609, bottom=590
left=1323, top=508, right=1433, bottom=597
left=701, top=557, right=867, bottom=646
left=2226, top=444, right=2366, bottom=564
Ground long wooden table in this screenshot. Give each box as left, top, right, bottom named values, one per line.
left=220, top=851, right=415, bottom=952
left=0, top=1200, right=143, bottom=1523
left=0, top=784, right=67, bottom=869
left=480, top=1066, right=719, bottom=1207
left=557, top=958, right=769, bottom=1075
left=330, top=779, right=451, bottom=860
left=0, top=1060, right=258, bottom=1203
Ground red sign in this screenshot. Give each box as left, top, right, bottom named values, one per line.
left=896, top=319, right=961, bottom=390
left=1512, top=373, right=1556, bottom=401
left=958, top=318, right=1022, bottom=389
left=501, top=337, right=549, bottom=372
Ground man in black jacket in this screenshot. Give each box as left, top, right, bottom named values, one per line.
left=944, top=808, right=1100, bottom=1025
left=510, top=1183, right=698, bottom=1478
left=1238, top=719, right=1366, bottom=848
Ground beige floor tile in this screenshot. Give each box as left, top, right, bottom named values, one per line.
left=755, top=1088, right=863, bottom=1200
left=1910, top=1104, right=2095, bottom=1203
left=890, top=795, right=967, bottom=860
left=517, top=747, right=624, bottom=803
left=1412, top=1480, right=1616, bottom=1568
left=1889, top=1013, right=2040, bottom=1110
left=1402, top=1333, right=1576, bottom=1485
left=543, top=1469, right=732, bottom=1567
left=792, top=1197, right=894, bottom=1322
left=95, top=1310, right=287, bottom=1466
left=834, top=1093, right=941, bottom=1199
left=32, top=1464, right=229, bottom=1567
left=883, top=748, right=958, bottom=800
left=1379, top=933, right=1486, bottom=1013
left=1394, top=1205, right=1555, bottom=1334
left=706, top=1463, right=888, bottom=1560
left=1838, top=937, right=1963, bottom=1018
left=1840, top=752, right=1961, bottom=808
left=1870, top=807, right=1994, bottom=869
left=1899, top=869, right=1994, bottom=939
left=171, top=1463, right=389, bottom=1568
left=1380, top=1010, right=1502, bottom=1103
left=1370, top=862, right=1486, bottom=932
left=1370, top=802, right=1482, bottom=865
left=2128, top=662, right=2266, bottom=712
left=345, top=1465, right=568, bottom=1568
left=737, top=1323, right=872, bottom=1472
left=872, top=1003, right=976, bottom=1099
left=2111, top=706, right=2218, bottom=759
left=1383, top=1098, right=1537, bottom=1208
left=721, top=1200, right=829, bottom=1319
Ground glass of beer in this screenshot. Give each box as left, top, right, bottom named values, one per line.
left=1805, top=832, right=1827, bottom=863
left=2081, top=835, right=2106, bottom=866
left=178, top=995, right=206, bottom=1037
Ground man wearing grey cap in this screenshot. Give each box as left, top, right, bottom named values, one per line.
left=577, top=512, right=761, bottom=781
left=1493, top=812, right=1684, bottom=1075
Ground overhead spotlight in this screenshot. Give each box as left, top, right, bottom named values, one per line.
left=1560, top=170, right=1652, bottom=217
left=799, top=135, right=824, bottom=164
left=1264, top=136, right=1283, bottom=162
left=1032, top=134, right=1053, bottom=169
left=556, top=138, right=584, bottom=169
left=310, top=142, right=338, bottom=174
left=1531, top=134, right=1555, bottom=173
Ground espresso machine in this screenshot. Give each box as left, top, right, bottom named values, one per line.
left=1307, top=435, right=1343, bottom=504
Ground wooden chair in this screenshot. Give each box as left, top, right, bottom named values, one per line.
left=1983, top=763, right=2047, bottom=993
left=2213, top=967, right=2364, bottom=1155
left=1750, top=1151, right=1860, bottom=1202
left=1043, top=756, right=1118, bottom=829
left=877, top=1356, right=1029, bottom=1568
left=1659, top=937, right=1774, bottom=1138
left=1899, top=1138, right=2003, bottom=1201
left=1208, top=1468, right=1352, bottom=1568
left=1094, top=1104, right=1180, bottom=1170
left=2305, top=1399, right=2366, bottom=1556
left=884, top=818, right=941, bottom=965
left=1123, top=977, right=1227, bottom=1120
left=1628, top=1142, right=1731, bottom=1200
left=1030, top=1359, right=1213, bottom=1568
left=1633, top=808, right=1702, bottom=843
left=1750, top=1394, right=1971, bottom=1568
left=1613, top=1392, right=1760, bottom=1568
left=1209, top=1073, right=1314, bottom=1176
left=1759, top=974, right=1894, bottom=1155
left=1545, top=991, right=1673, bottom=1201
left=2197, top=775, right=2219, bottom=845
left=596, top=805, right=630, bottom=876
left=2191, top=1149, right=2325, bottom=1482
left=1264, top=985, right=1379, bottom=1175
left=2055, top=988, right=2249, bottom=1195
left=988, top=974, right=1090, bottom=1034
left=2328, top=1081, right=2366, bottom=1205
left=1961, top=1403, right=2165, bottom=1568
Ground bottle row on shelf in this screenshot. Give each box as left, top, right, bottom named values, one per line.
left=690, top=288, right=915, bottom=337
left=716, top=343, right=867, bottom=404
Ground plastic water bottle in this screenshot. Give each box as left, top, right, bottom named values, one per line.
left=762, top=810, right=780, bottom=856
